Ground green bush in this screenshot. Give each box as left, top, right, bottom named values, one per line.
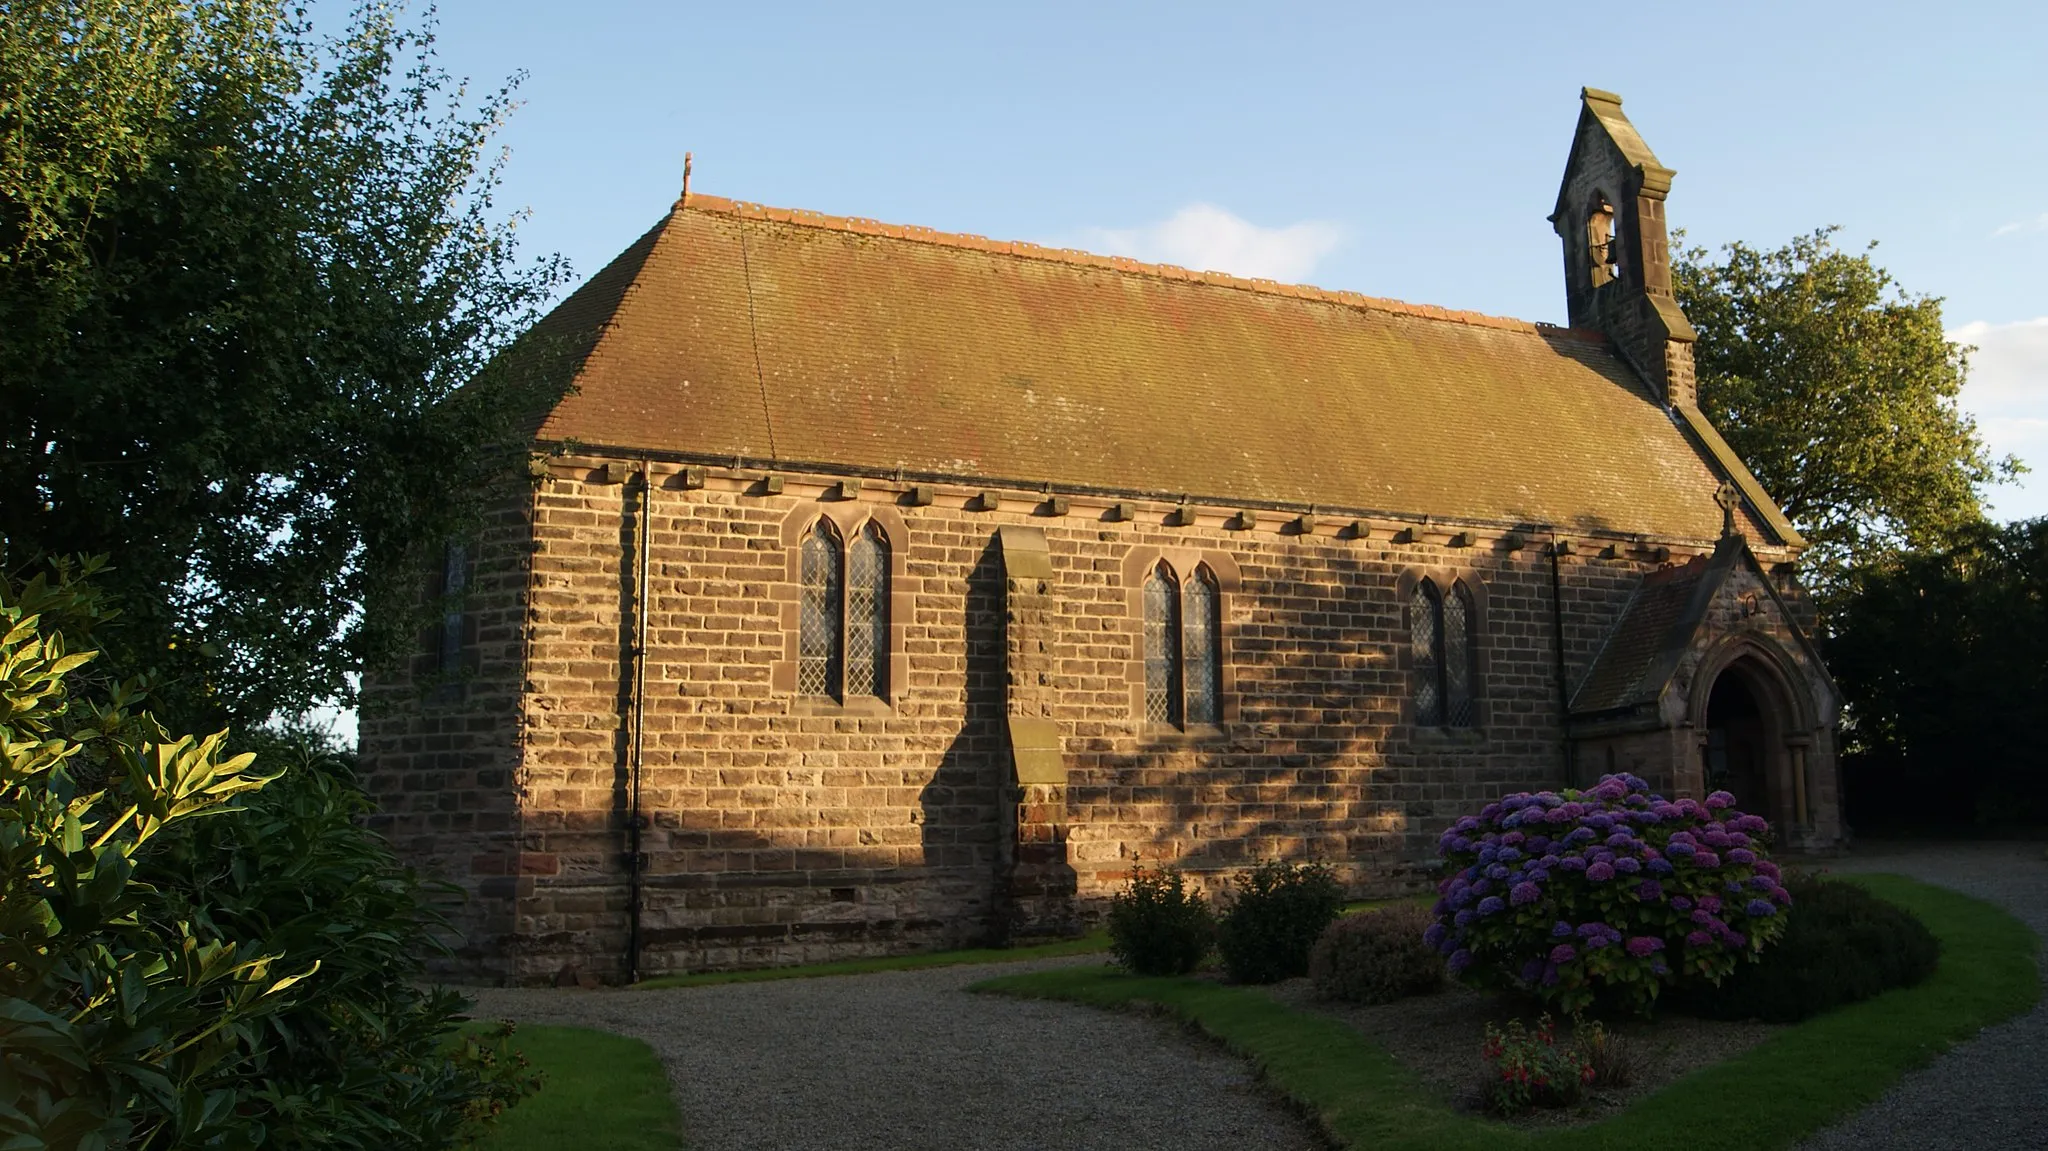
left=1308, top=904, right=1444, bottom=1004
left=0, top=559, right=536, bottom=1149
left=1672, top=874, right=1940, bottom=1023
left=1106, top=865, right=1214, bottom=976
left=1217, top=860, right=1345, bottom=984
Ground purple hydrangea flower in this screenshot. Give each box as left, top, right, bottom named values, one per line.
left=1559, top=856, right=1588, bottom=873
left=1727, top=848, right=1757, bottom=865
left=1685, top=929, right=1713, bottom=947
left=1698, top=895, right=1723, bottom=914
left=1551, top=920, right=1575, bottom=938
left=1486, top=863, right=1510, bottom=881
left=1671, top=896, right=1693, bottom=911
left=1576, top=922, right=1610, bottom=939
left=1592, top=778, right=1628, bottom=802
left=1650, top=959, right=1670, bottom=976
left=1480, top=803, right=1503, bottom=821
left=1637, top=879, right=1664, bottom=901
left=1702, top=828, right=1733, bottom=849
left=1565, top=827, right=1597, bottom=845
left=1424, top=923, right=1448, bottom=948
left=1736, top=814, right=1769, bottom=834
left=1526, top=867, right=1551, bottom=883
left=1693, top=851, right=1722, bottom=869
left=1511, top=882, right=1542, bottom=906
left=1625, top=936, right=1665, bottom=958
left=1449, top=948, right=1473, bottom=974
left=1550, top=943, right=1578, bottom=964
left=1614, top=857, right=1642, bottom=874
left=1477, top=896, right=1506, bottom=916
left=1647, top=858, right=1674, bottom=877
left=1586, top=862, right=1616, bottom=882
left=1539, top=854, right=1561, bottom=869
left=1705, top=790, right=1735, bottom=809
left=1691, top=908, right=1713, bottom=925
left=1455, top=816, right=1482, bottom=833
left=1455, top=909, right=1476, bottom=928
left=1755, top=860, right=1781, bottom=879
left=1666, top=841, right=1697, bottom=859
left=1745, top=899, right=1777, bottom=917
left=1585, top=814, right=1616, bottom=832
left=1605, top=831, right=1637, bottom=848
left=1477, top=844, right=1499, bottom=865
left=1542, top=963, right=1561, bottom=986
left=1498, top=846, right=1523, bottom=863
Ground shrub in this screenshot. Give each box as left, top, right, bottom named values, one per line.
left=1671, top=874, right=1940, bottom=1022
left=0, top=560, right=537, bottom=1149
left=1309, top=903, right=1445, bottom=1004
left=1427, top=773, right=1792, bottom=1013
left=1217, top=859, right=1345, bottom=984
left=1106, top=865, right=1214, bottom=975
left=1479, top=1014, right=1593, bottom=1114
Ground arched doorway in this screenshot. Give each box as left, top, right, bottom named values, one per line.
left=1703, top=668, right=1774, bottom=814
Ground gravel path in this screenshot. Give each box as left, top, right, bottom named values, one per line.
left=1797, top=841, right=2048, bottom=1151
left=470, top=956, right=1319, bottom=1151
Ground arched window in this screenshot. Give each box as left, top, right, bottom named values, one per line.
left=1183, top=565, right=1221, bottom=725
left=846, top=522, right=889, bottom=698
left=1410, top=580, right=1443, bottom=727
left=1410, top=577, right=1479, bottom=729
left=1443, top=580, right=1477, bottom=727
left=1143, top=563, right=1181, bottom=725
left=799, top=520, right=843, bottom=697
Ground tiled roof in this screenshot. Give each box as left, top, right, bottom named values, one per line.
left=531, top=194, right=1759, bottom=539
left=1569, top=549, right=1729, bottom=714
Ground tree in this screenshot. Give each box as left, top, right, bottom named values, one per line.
left=1826, top=518, right=2048, bottom=827
left=1673, top=229, right=2019, bottom=595
left=0, top=0, right=569, bottom=732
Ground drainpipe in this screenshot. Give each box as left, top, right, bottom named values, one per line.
left=1549, top=539, right=1573, bottom=787
left=625, top=463, right=652, bottom=982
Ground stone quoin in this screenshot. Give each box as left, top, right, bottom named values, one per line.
left=361, top=88, right=1844, bottom=985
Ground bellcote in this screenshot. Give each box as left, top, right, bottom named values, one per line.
left=1551, top=88, right=1698, bottom=406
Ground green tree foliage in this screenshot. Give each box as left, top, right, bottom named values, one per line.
left=0, top=0, right=569, bottom=730
left=0, top=559, right=538, bottom=1148
left=1674, top=229, right=2018, bottom=592
left=1827, top=518, right=2048, bottom=827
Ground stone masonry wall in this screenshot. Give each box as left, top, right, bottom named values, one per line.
left=369, top=455, right=1781, bottom=984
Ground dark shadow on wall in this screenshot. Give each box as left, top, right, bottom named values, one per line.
left=918, top=534, right=1010, bottom=947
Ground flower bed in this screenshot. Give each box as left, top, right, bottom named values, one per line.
left=1428, top=774, right=1793, bottom=1012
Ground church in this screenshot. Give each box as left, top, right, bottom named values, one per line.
left=361, top=88, right=1844, bottom=984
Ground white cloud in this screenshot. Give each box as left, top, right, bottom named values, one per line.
left=1990, top=213, right=2048, bottom=238
left=1065, top=203, right=1345, bottom=285
left=1951, top=316, right=2048, bottom=521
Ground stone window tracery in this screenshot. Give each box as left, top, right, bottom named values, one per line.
left=1410, top=575, right=1479, bottom=729
left=1143, top=561, right=1223, bottom=728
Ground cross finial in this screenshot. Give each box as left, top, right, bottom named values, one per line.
left=682, top=152, right=693, bottom=202
left=1713, top=482, right=1740, bottom=539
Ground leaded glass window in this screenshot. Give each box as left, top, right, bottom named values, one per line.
left=846, top=522, right=888, bottom=699
left=1443, top=581, right=1477, bottom=728
left=1184, top=566, right=1221, bottom=725
left=439, top=542, right=467, bottom=674
left=799, top=520, right=843, bottom=697
left=1143, top=564, right=1181, bottom=725
left=1410, top=581, right=1443, bottom=727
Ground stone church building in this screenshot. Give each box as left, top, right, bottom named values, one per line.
left=363, top=89, right=1844, bottom=984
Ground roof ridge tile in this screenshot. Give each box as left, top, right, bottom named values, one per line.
left=676, top=193, right=1604, bottom=340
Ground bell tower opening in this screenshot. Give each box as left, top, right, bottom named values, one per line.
left=1587, top=194, right=1620, bottom=287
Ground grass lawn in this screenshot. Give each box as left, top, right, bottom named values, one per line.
left=973, top=873, right=2041, bottom=1150
left=474, top=1025, right=684, bottom=1151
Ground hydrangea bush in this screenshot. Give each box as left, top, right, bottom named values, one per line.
left=1426, top=773, right=1792, bottom=1012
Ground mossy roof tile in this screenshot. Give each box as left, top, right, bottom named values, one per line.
left=533, top=195, right=1744, bottom=539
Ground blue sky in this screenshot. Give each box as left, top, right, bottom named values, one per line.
left=410, top=0, right=2047, bottom=517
